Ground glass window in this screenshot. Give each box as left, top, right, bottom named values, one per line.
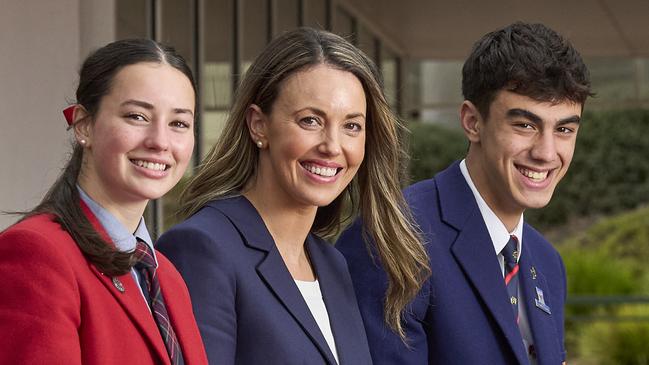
left=637, top=58, right=649, bottom=100
left=203, top=0, right=234, bottom=155
left=242, top=0, right=268, bottom=71
left=304, top=0, right=327, bottom=30
left=333, top=6, right=354, bottom=41
left=116, top=0, right=148, bottom=39
left=160, top=0, right=194, bottom=68
left=381, top=47, right=399, bottom=112
left=586, top=57, right=636, bottom=103
left=275, top=0, right=299, bottom=35
left=418, top=60, right=463, bottom=127
left=356, top=25, right=376, bottom=62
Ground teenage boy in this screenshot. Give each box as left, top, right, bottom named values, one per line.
left=337, top=22, right=591, bottom=365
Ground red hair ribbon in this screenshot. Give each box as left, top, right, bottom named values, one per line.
left=63, top=105, right=75, bottom=126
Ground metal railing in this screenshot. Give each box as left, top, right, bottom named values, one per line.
left=566, top=295, right=649, bottom=322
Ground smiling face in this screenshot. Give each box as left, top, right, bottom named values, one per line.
left=77, top=62, right=195, bottom=213
left=249, top=63, right=366, bottom=210
left=463, top=90, right=581, bottom=227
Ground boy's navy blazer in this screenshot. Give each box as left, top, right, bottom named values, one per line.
left=337, top=161, right=567, bottom=365
left=157, top=196, right=372, bottom=365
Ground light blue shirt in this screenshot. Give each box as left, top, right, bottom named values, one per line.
left=78, top=186, right=157, bottom=308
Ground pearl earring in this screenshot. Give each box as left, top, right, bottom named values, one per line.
left=80, top=139, right=87, bottom=145
left=256, top=140, right=263, bottom=148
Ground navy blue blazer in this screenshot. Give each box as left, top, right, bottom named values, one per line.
left=337, top=162, right=567, bottom=365
left=157, top=196, right=372, bottom=365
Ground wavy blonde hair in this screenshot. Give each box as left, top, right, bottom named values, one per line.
left=180, top=27, right=429, bottom=338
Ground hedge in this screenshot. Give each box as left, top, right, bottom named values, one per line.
left=558, top=205, right=649, bottom=364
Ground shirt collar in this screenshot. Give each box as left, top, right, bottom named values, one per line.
left=77, top=186, right=157, bottom=266
left=459, top=159, right=524, bottom=261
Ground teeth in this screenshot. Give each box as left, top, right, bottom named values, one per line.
left=519, top=167, right=548, bottom=181
left=133, top=160, right=167, bottom=171
left=303, top=163, right=337, bottom=177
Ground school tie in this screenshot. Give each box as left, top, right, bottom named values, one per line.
left=501, top=235, right=520, bottom=323
left=135, top=239, right=185, bottom=365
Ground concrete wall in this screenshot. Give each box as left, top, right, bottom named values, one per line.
left=0, top=0, right=114, bottom=230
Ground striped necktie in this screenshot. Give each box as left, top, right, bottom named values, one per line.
left=501, top=235, right=520, bottom=323
left=135, top=239, right=184, bottom=365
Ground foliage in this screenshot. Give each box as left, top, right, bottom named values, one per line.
left=406, top=122, right=466, bottom=184
left=576, top=305, right=649, bottom=365
left=558, top=205, right=649, bottom=363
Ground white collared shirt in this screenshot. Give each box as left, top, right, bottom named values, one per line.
left=459, top=159, right=536, bottom=364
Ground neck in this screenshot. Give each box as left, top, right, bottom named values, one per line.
left=78, top=180, right=147, bottom=233
left=243, top=177, right=317, bottom=281
left=465, top=155, right=522, bottom=232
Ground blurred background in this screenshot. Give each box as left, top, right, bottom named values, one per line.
left=1, top=0, right=648, bottom=363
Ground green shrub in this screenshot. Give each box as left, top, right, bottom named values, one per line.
left=560, top=205, right=649, bottom=278
left=558, top=205, right=649, bottom=363
left=577, top=305, right=649, bottom=365
left=560, top=205, right=649, bottom=319
left=561, top=249, right=637, bottom=298
left=406, top=122, right=466, bottom=184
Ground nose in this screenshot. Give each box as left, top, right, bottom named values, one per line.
left=530, top=131, right=557, bottom=162
left=144, top=122, right=170, bottom=151
left=317, top=127, right=342, bottom=156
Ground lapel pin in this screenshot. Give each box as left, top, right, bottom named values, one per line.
left=530, top=266, right=537, bottom=280
left=112, top=277, right=125, bottom=293
left=534, top=286, right=551, bottom=315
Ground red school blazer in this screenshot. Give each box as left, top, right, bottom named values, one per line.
left=0, top=205, right=208, bottom=365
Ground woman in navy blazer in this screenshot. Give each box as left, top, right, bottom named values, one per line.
left=157, top=28, right=430, bottom=365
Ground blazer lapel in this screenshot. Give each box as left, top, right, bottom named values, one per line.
left=213, top=196, right=338, bottom=365
left=89, top=266, right=171, bottom=364
left=519, top=236, right=562, bottom=365
left=308, top=236, right=370, bottom=365
left=81, top=201, right=170, bottom=365
left=438, top=163, right=529, bottom=364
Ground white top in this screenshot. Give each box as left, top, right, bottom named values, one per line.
left=460, top=159, right=536, bottom=364
left=294, top=279, right=339, bottom=364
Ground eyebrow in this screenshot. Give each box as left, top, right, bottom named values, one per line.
left=121, top=99, right=194, bottom=117
left=506, top=108, right=580, bottom=125
left=297, top=107, right=366, bottom=120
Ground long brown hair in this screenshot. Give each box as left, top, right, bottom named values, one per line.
left=181, top=28, right=429, bottom=337
left=20, top=39, right=196, bottom=276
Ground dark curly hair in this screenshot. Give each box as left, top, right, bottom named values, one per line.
left=462, top=22, right=593, bottom=118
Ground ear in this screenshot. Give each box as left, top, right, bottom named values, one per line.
left=245, top=104, right=268, bottom=148
left=460, top=100, right=482, bottom=143
left=72, top=105, right=93, bottom=147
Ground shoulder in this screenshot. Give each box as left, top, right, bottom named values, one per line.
left=157, top=201, right=242, bottom=250
left=156, top=200, right=251, bottom=277
left=155, top=251, right=196, bottom=295
left=404, top=177, right=438, bottom=203
left=1, top=214, right=83, bottom=263
left=0, top=215, right=82, bottom=304
left=2, top=214, right=62, bottom=239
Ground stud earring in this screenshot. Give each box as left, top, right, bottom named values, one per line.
left=79, top=139, right=87, bottom=145
left=256, top=140, right=263, bottom=148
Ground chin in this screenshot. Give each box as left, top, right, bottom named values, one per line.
left=519, top=195, right=553, bottom=210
